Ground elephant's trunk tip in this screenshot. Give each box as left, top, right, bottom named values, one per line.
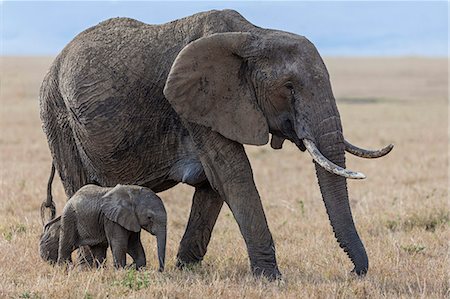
left=341, top=237, right=369, bottom=276
left=352, top=266, right=368, bottom=276
left=351, top=257, right=369, bottom=276
left=156, top=229, right=167, bottom=272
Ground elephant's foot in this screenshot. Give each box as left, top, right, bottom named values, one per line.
left=175, top=250, right=203, bottom=269
left=75, top=246, right=96, bottom=268
left=133, top=258, right=147, bottom=271
left=252, top=264, right=282, bottom=281
left=249, top=242, right=282, bottom=281
left=176, top=231, right=210, bottom=268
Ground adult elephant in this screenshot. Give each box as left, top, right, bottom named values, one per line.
left=39, top=9, right=392, bottom=279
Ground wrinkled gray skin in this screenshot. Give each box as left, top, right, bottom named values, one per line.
left=40, top=9, right=387, bottom=279
left=57, top=184, right=167, bottom=271
left=39, top=215, right=62, bottom=264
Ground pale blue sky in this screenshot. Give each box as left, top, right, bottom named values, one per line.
left=1, top=1, right=448, bottom=56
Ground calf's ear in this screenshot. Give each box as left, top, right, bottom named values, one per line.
left=101, top=185, right=141, bottom=232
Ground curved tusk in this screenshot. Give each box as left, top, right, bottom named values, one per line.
left=303, top=139, right=366, bottom=179
left=344, top=140, right=394, bottom=159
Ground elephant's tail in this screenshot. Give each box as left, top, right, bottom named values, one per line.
left=40, top=162, right=56, bottom=226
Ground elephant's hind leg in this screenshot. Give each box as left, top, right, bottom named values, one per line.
left=73, top=245, right=107, bottom=269
left=57, top=209, right=78, bottom=265
left=177, top=183, right=224, bottom=268
left=40, top=74, right=90, bottom=198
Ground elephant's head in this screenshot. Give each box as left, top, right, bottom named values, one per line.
left=39, top=215, right=62, bottom=264
left=164, top=31, right=393, bottom=275
left=101, top=185, right=167, bottom=271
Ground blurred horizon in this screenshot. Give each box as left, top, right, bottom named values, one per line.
left=1, top=1, right=448, bottom=57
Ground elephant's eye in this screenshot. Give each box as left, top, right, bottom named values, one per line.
left=284, top=81, right=295, bottom=96
left=284, top=81, right=294, bottom=90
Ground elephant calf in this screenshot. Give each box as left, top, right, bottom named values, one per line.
left=49, top=184, right=167, bottom=271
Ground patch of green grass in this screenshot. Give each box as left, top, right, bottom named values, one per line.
left=15, top=223, right=27, bottom=233
left=401, top=244, right=426, bottom=255
left=1, top=223, right=27, bottom=241
left=404, top=211, right=449, bottom=232
left=386, top=219, right=399, bottom=231
left=19, top=291, right=40, bottom=299
left=116, top=269, right=151, bottom=291
left=3, top=230, right=13, bottom=241
left=178, top=261, right=203, bottom=273
left=386, top=211, right=449, bottom=232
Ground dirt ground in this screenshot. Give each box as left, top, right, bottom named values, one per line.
left=0, top=56, right=448, bottom=298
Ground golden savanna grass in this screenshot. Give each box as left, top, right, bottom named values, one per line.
left=0, top=56, right=448, bottom=298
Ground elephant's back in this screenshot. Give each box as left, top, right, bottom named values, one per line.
left=69, top=184, right=109, bottom=207
left=55, top=10, right=258, bottom=126
left=57, top=9, right=257, bottom=91
left=43, top=10, right=258, bottom=187
left=57, top=17, right=167, bottom=106
left=69, top=185, right=108, bottom=224
left=56, top=17, right=185, bottom=131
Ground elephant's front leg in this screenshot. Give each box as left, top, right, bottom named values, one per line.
left=177, top=183, right=224, bottom=267
left=128, top=233, right=146, bottom=270
left=185, top=122, right=280, bottom=280
left=76, top=246, right=97, bottom=268
left=221, top=162, right=280, bottom=280
left=90, top=244, right=108, bottom=268
left=105, top=223, right=129, bottom=268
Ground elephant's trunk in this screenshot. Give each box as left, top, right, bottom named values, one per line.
left=313, top=111, right=368, bottom=275
left=315, top=160, right=368, bottom=275
left=156, top=228, right=166, bottom=272
left=293, top=69, right=392, bottom=272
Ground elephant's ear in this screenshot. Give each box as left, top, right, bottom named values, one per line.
left=101, top=185, right=141, bottom=233
left=163, top=32, right=269, bottom=146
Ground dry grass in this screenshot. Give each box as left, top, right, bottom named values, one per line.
left=0, top=56, right=448, bottom=298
